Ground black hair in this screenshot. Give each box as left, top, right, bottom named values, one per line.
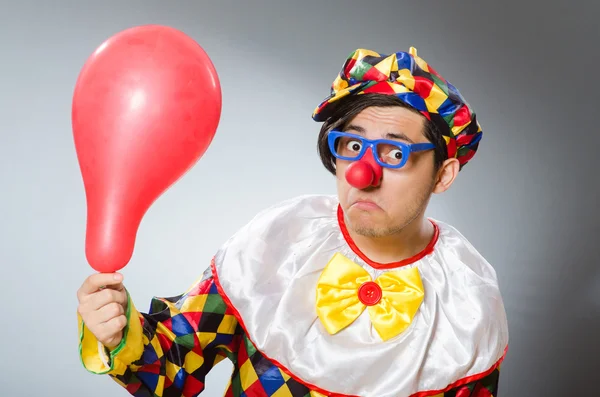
left=317, top=93, right=447, bottom=175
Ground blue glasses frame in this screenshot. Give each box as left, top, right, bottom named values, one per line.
left=327, top=130, right=435, bottom=169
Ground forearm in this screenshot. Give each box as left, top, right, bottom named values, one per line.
left=79, top=293, right=207, bottom=395
left=78, top=267, right=240, bottom=396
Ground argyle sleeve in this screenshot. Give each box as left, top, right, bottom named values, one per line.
left=77, top=267, right=241, bottom=397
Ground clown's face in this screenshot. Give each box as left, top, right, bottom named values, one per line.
left=336, top=105, right=451, bottom=238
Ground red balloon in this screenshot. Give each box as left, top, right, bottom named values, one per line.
left=72, top=25, right=221, bottom=273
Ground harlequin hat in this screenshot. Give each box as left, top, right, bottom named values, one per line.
left=312, top=47, right=483, bottom=169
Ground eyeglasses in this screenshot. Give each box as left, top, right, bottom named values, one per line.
left=327, top=130, right=435, bottom=169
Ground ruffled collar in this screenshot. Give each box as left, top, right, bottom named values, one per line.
left=212, top=195, right=508, bottom=397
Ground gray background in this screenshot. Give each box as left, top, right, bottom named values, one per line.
left=1, top=1, right=598, bottom=396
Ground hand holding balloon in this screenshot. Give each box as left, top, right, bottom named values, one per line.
left=77, top=273, right=128, bottom=349
left=72, top=25, right=221, bottom=273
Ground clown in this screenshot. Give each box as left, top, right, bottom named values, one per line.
left=76, top=47, right=509, bottom=397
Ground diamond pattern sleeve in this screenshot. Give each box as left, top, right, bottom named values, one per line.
left=77, top=267, right=241, bottom=396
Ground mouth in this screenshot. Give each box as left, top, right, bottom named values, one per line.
left=351, top=198, right=382, bottom=211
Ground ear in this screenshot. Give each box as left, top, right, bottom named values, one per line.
left=432, top=158, right=460, bottom=193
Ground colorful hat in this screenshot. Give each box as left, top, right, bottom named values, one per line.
left=312, top=47, right=483, bottom=168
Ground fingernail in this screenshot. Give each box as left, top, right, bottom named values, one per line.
left=113, top=273, right=122, bottom=281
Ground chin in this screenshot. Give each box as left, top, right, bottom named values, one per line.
left=352, top=222, right=389, bottom=238
left=346, top=211, right=387, bottom=236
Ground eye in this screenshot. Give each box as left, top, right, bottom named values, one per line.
left=346, top=140, right=362, bottom=153
left=389, top=149, right=403, bottom=160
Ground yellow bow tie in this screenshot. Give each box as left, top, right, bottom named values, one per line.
left=315, top=253, right=425, bottom=341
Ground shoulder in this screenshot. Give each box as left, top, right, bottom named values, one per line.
left=432, top=219, right=501, bottom=282
left=248, top=194, right=338, bottom=222
left=425, top=218, right=509, bottom=343
left=227, top=194, right=339, bottom=240
left=213, top=193, right=341, bottom=282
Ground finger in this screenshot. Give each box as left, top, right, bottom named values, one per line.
left=78, top=273, right=123, bottom=297
left=100, top=315, right=127, bottom=347
left=102, top=334, right=122, bottom=350
left=85, top=288, right=127, bottom=311
left=102, top=282, right=125, bottom=292
left=96, top=302, right=126, bottom=324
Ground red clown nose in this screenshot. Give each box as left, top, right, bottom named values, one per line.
left=345, top=148, right=383, bottom=189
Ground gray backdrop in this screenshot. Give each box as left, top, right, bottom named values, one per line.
left=1, top=1, right=598, bottom=396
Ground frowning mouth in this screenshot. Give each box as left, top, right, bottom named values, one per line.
left=351, top=199, right=382, bottom=211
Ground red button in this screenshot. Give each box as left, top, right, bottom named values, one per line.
left=358, top=281, right=382, bottom=306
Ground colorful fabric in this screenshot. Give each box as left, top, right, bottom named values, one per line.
left=79, top=266, right=240, bottom=396
left=312, top=47, right=483, bottom=169
left=79, top=266, right=502, bottom=397
left=315, top=252, right=424, bottom=341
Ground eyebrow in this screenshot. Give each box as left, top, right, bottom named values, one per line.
left=345, top=124, right=415, bottom=144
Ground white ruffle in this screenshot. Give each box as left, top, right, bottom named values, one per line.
left=213, top=195, right=508, bottom=397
